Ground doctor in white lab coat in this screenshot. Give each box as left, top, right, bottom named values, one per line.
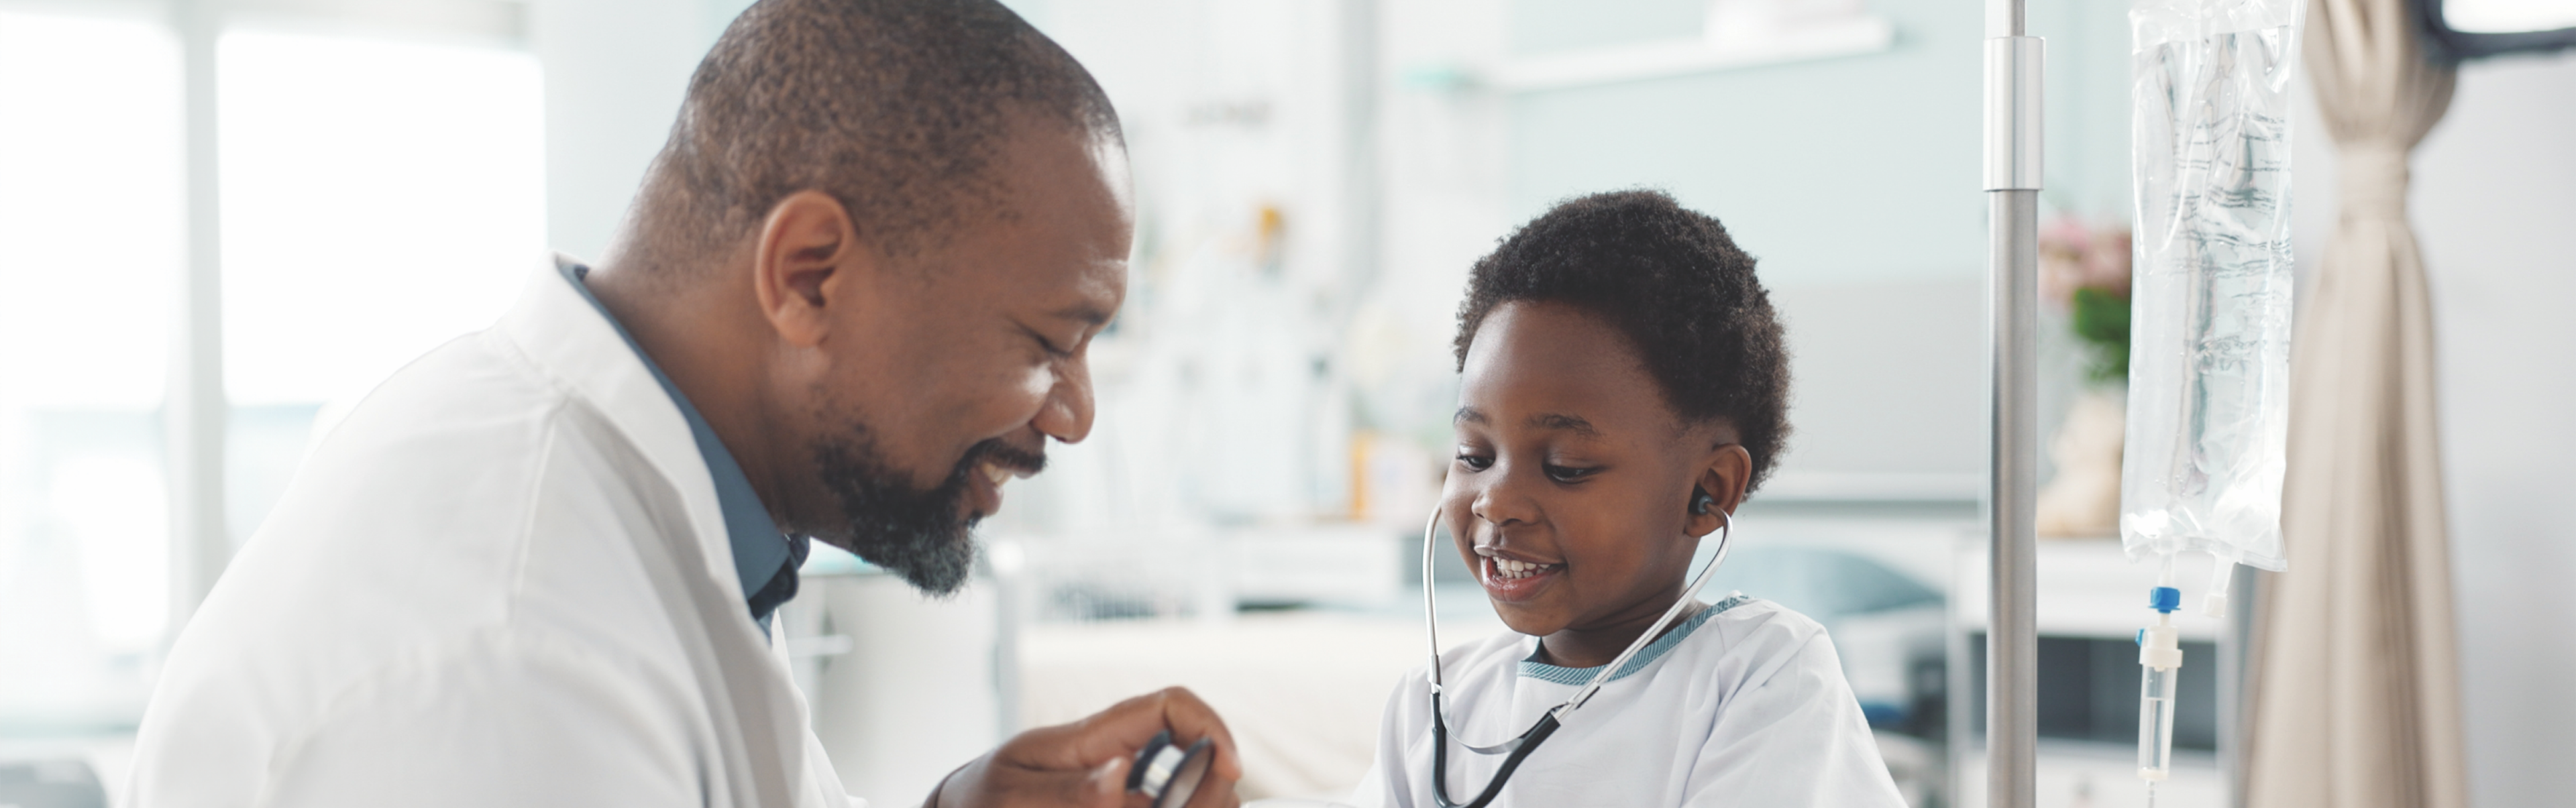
left=126, top=2, right=1240, bottom=806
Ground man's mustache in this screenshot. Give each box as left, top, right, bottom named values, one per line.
left=954, top=438, right=1047, bottom=482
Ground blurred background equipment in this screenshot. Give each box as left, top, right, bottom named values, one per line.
left=0, top=760, right=107, bottom=808
left=2, top=1, right=2573, bottom=807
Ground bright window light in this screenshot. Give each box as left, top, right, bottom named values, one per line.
left=0, top=13, right=184, bottom=412
left=0, top=10, right=184, bottom=723
left=219, top=30, right=545, bottom=409
left=2446, top=0, right=2576, bottom=34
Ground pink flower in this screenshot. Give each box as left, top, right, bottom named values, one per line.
left=2038, top=215, right=2131, bottom=310
left=2082, top=228, right=2132, bottom=298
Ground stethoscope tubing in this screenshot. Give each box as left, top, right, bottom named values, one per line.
left=1430, top=695, right=1560, bottom=808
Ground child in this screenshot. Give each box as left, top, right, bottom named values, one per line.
left=1353, top=190, right=1906, bottom=807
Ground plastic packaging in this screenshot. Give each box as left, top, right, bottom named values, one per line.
left=2123, top=5, right=2302, bottom=799
left=2121, top=0, right=2305, bottom=579
left=2137, top=583, right=2184, bottom=781
left=2138, top=663, right=2179, bottom=775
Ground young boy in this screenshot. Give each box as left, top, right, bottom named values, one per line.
left=1353, top=190, right=1906, bottom=807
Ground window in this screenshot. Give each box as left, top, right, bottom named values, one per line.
left=219, top=29, right=544, bottom=540
left=0, top=9, right=544, bottom=732
left=0, top=9, right=187, bottom=727
left=2423, top=0, right=2576, bottom=58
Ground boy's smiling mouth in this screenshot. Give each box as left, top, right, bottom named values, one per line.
left=1477, top=549, right=1565, bottom=603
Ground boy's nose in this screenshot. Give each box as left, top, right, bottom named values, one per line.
left=1468, top=479, right=1540, bottom=528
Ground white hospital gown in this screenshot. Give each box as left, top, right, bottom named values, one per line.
left=1352, top=596, right=1907, bottom=807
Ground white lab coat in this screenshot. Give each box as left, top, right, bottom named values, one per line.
left=1352, top=597, right=1907, bottom=808
left=129, top=262, right=858, bottom=808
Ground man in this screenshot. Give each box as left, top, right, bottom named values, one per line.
left=127, top=1, right=1238, bottom=806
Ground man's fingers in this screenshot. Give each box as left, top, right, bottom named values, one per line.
left=1069, top=687, right=1243, bottom=783
left=1009, top=754, right=1131, bottom=808
left=1179, top=760, right=1242, bottom=808
left=1086, top=754, right=1131, bottom=805
left=980, top=686, right=1240, bottom=807
left=1150, top=687, right=1242, bottom=784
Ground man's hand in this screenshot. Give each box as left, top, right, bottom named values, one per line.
left=928, top=687, right=1242, bottom=808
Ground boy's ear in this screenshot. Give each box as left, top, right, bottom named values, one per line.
left=1684, top=444, right=1754, bottom=538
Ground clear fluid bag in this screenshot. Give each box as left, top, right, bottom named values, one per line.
left=2120, top=0, right=2303, bottom=573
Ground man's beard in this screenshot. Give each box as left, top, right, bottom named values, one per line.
left=808, top=424, right=1043, bottom=597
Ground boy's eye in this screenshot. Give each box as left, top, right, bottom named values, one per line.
left=1455, top=452, right=1493, bottom=471
left=1544, top=464, right=1597, bottom=483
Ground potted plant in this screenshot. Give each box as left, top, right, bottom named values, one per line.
left=2035, top=215, right=2131, bottom=538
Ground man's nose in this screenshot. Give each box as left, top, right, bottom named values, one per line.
left=1032, top=355, right=1095, bottom=445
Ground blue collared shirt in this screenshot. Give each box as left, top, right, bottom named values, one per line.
left=558, top=259, right=807, bottom=634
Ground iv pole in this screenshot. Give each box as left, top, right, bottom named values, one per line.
left=1982, top=0, right=2041, bottom=805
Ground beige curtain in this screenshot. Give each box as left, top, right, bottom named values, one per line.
left=2245, top=0, right=2466, bottom=806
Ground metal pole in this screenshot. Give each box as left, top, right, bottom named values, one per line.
left=169, top=0, right=231, bottom=636
left=2220, top=564, right=2261, bottom=808
left=1982, top=1, right=2041, bottom=806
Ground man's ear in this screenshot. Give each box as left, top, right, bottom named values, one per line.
left=1684, top=443, right=1754, bottom=538
left=750, top=190, right=870, bottom=348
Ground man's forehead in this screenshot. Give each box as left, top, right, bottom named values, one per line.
left=1044, top=262, right=1125, bottom=325
left=1004, top=142, right=1130, bottom=318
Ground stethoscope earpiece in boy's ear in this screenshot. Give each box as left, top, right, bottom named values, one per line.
left=1691, top=489, right=1716, bottom=515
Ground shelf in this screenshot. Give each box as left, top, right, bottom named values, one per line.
left=1489, top=17, right=1896, bottom=92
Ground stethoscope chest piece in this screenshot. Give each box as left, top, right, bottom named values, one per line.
left=1128, top=730, right=1214, bottom=808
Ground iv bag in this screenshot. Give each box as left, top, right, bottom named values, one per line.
left=2120, top=0, right=2303, bottom=572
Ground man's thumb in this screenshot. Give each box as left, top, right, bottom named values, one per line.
left=1085, top=754, right=1130, bottom=804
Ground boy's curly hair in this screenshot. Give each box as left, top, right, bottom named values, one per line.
left=1454, top=189, right=1792, bottom=492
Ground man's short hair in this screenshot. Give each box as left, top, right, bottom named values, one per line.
left=1452, top=189, right=1793, bottom=493
left=629, top=0, right=1122, bottom=269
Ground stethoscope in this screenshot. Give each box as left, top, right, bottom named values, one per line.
left=1418, top=497, right=1736, bottom=808
left=1126, top=729, right=1214, bottom=808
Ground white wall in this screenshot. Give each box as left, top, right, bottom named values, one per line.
left=530, top=0, right=751, bottom=262
left=2291, top=47, right=2576, bottom=808
left=1497, top=0, right=2131, bottom=494
left=2416, top=50, right=2576, bottom=808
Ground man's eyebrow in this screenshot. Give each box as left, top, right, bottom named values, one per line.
left=1529, top=413, right=1601, bottom=437
left=1453, top=407, right=1487, bottom=426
